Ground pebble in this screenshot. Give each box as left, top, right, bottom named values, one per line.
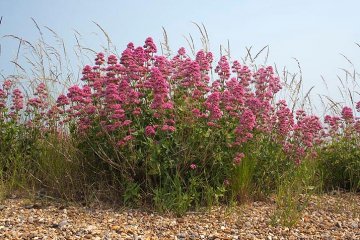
left=0, top=193, right=358, bottom=239
left=51, top=219, right=68, bottom=229
left=351, top=221, right=358, bottom=229
left=335, top=221, right=342, bottom=228
left=85, top=224, right=97, bottom=232
left=245, top=221, right=252, bottom=227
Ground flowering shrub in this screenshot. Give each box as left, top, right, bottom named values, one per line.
left=0, top=80, right=41, bottom=188
left=320, top=105, right=360, bottom=190
left=1, top=37, right=359, bottom=211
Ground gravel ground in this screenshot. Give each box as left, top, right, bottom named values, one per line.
left=0, top=193, right=359, bottom=239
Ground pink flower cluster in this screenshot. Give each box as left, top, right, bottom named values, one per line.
left=11, top=88, right=23, bottom=113
left=293, top=111, right=322, bottom=162
left=0, top=80, right=62, bottom=130
left=47, top=38, right=327, bottom=164
left=26, top=83, right=49, bottom=119
left=272, top=100, right=294, bottom=139
left=4, top=37, right=360, bottom=168
left=0, top=80, right=12, bottom=110
left=324, top=102, right=360, bottom=139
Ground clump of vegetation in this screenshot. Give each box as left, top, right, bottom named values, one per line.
left=0, top=24, right=359, bottom=224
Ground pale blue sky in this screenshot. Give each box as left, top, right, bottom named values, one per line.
left=1, top=0, right=360, bottom=107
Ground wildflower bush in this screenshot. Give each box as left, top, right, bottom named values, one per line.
left=319, top=105, right=360, bottom=191
left=0, top=80, right=39, bottom=188
left=0, top=37, right=359, bottom=214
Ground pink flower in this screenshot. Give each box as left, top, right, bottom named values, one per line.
left=3, top=80, right=12, bottom=90
left=95, top=52, right=105, bottom=65
left=190, top=163, right=197, bottom=170
left=146, top=67, right=172, bottom=112
left=207, top=121, right=218, bottom=127
left=59, top=36, right=334, bottom=166
left=341, top=106, right=354, bottom=122
left=177, top=47, right=186, bottom=56
left=144, top=37, right=157, bottom=54
left=234, top=109, right=256, bottom=144
left=233, top=152, right=245, bottom=165
left=274, top=100, right=294, bottom=137
left=162, top=102, right=174, bottom=110
left=132, top=108, right=142, bottom=116
left=0, top=87, right=8, bottom=108
left=195, top=50, right=212, bottom=72
left=122, top=120, right=132, bottom=127
left=161, top=124, right=176, bottom=132
left=192, top=108, right=202, bottom=118
left=215, top=56, right=231, bottom=84
left=145, top=125, right=156, bottom=136
left=287, top=112, right=323, bottom=164
left=11, top=88, right=23, bottom=111
left=123, top=135, right=133, bottom=142
left=204, top=91, right=223, bottom=120
left=107, top=55, right=118, bottom=65
left=117, top=135, right=134, bottom=147
left=324, top=115, right=341, bottom=133
left=56, top=94, right=69, bottom=107
left=354, top=120, right=360, bottom=133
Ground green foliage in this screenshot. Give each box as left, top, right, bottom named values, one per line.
left=123, top=181, right=141, bottom=206
left=0, top=30, right=359, bottom=223
left=0, top=119, right=40, bottom=192
left=230, top=134, right=293, bottom=202
left=271, top=159, right=318, bottom=227
left=34, top=133, right=86, bottom=200
left=318, top=136, right=360, bottom=191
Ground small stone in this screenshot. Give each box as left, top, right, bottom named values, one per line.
left=111, top=225, right=121, bottom=232
left=244, top=222, right=252, bottom=227
left=189, top=232, right=198, bottom=239
left=85, top=225, right=97, bottom=232
left=58, top=219, right=68, bottom=228
left=28, top=233, right=37, bottom=238
left=177, top=218, right=185, bottom=223
left=0, top=205, right=6, bottom=211
left=177, top=233, right=186, bottom=239
left=51, top=219, right=68, bottom=229
left=335, top=221, right=342, bottom=228
left=24, top=204, right=34, bottom=209
left=24, top=203, right=42, bottom=209
left=351, top=221, right=358, bottom=229
left=0, top=193, right=357, bottom=239
left=9, top=194, right=17, bottom=199
left=84, top=234, right=92, bottom=239
left=320, top=233, right=332, bottom=240
left=28, top=217, right=34, bottom=223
